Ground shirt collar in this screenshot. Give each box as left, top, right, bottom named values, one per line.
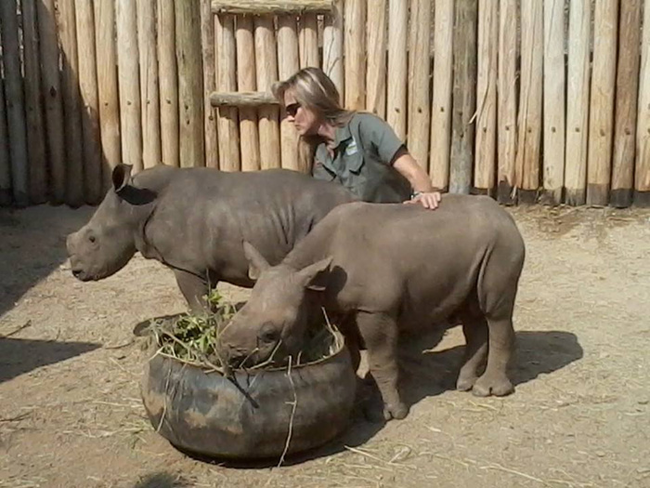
left=334, top=124, right=353, bottom=147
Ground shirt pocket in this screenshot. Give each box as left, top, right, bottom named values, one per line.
left=346, top=152, right=366, bottom=175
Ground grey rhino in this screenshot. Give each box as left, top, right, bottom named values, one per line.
left=66, top=163, right=356, bottom=311
left=217, top=195, right=526, bottom=421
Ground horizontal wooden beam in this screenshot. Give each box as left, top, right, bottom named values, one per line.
left=212, top=1, right=333, bottom=15
left=210, top=91, right=279, bottom=107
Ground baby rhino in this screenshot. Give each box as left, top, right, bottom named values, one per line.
left=218, top=195, right=526, bottom=421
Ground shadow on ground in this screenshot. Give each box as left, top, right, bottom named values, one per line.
left=0, top=337, right=101, bottom=383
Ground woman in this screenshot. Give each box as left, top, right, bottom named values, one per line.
left=272, top=67, right=441, bottom=209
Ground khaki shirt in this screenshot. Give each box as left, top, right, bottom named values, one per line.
left=312, top=113, right=412, bottom=203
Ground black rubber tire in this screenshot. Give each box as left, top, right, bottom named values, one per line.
left=140, top=345, right=357, bottom=460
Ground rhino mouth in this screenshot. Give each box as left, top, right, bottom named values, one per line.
left=72, top=268, right=92, bottom=281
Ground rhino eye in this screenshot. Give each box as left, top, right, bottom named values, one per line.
left=88, top=235, right=97, bottom=244
left=258, top=323, right=279, bottom=344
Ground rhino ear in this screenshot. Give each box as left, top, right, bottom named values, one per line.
left=112, top=164, right=133, bottom=194
left=299, top=257, right=332, bottom=292
left=243, top=241, right=271, bottom=281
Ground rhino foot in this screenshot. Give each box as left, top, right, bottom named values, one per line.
left=472, top=374, right=514, bottom=397
left=456, top=374, right=478, bottom=392
left=383, top=402, right=408, bottom=421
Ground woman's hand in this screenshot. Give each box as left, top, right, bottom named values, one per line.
left=404, top=191, right=442, bottom=210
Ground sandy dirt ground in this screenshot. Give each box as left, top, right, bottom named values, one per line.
left=1, top=203, right=649, bottom=488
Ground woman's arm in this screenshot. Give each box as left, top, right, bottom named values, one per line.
left=392, top=147, right=442, bottom=209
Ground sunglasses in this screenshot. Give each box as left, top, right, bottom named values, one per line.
left=285, top=102, right=301, bottom=117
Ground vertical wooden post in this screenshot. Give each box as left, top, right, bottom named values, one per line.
left=387, top=0, right=408, bottom=138
left=344, top=0, right=365, bottom=110
left=474, top=0, right=498, bottom=194
left=586, top=0, right=619, bottom=206
left=139, top=0, right=162, bottom=170
left=176, top=0, right=205, bottom=168
left=611, top=0, right=641, bottom=208
left=366, top=0, right=387, bottom=118
left=57, top=0, right=85, bottom=206
left=22, top=0, right=48, bottom=204
left=299, top=14, right=319, bottom=69
left=255, top=16, right=281, bottom=170
left=158, top=0, right=179, bottom=167
left=277, top=16, right=301, bottom=172
left=565, top=0, right=591, bottom=206
left=0, top=75, right=10, bottom=206
left=636, top=0, right=650, bottom=205
left=236, top=15, right=260, bottom=171
left=449, top=0, right=477, bottom=195
left=75, top=0, right=103, bottom=205
left=430, top=0, right=454, bottom=191
left=116, top=0, right=143, bottom=173
left=95, top=0, right=122, bottom=191
left=0, top=0, right=29, bottom=206
left=407, top=0, right=431, bottom=167
left=37, top=0, right=66, bottom=203
left=215, top=14, right=240, bottom=171
left=542, top=0, right=566, bottom=206
left=497, top=0, right=517, bottom=204
left=201, top=0, right=219, bottom=168
left=515, top=0, right=543, bottom=203
left=323, top=0, right=344, bottom=98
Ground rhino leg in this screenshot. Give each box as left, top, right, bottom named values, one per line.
left=356, top=311, right=408, bottom=421
left=472, top=314, right=515, bottom=397
left=456, top=312, right=489, bottom=391
left=174, top=269, right=209, bottom=314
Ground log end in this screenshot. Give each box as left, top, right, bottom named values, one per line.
left=586, top=184, right=610, bottom=208
left=565, top=189, right=586, bottom=207
left=609, top=189, right=633, bottom=209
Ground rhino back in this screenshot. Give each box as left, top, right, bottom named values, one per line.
left=139, top=168, right=355, bottom=285
left=286, top=195, right=524, bottom=316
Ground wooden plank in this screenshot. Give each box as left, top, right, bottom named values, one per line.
left=0, top=0, right=29, bottom=206
left=366, top=0, right=387, bottom=118
left=407, top=0, right=431, bottom=167
left=430, top=0, right=454, bottom=191
left=515, top=0, right=543, bottom=203
left=116, top=0, right=143, bottom=173
left=138, top=0, right=162, bottom=170
left=255, top=16, right=281, bottom=170
left=344, top=0, right=366, bottom=110
left=57, top=0, right=85, bottom=206
left=565, top=0, right=591, bottom=206
left=75, top=0, right=103, bottom=204
left=277, top=15, right=302, bottom=172
left=215, top=14, right=240, bottom=171
left=236, top=15, right=261, bottom=171
left=176, top=0, right=205, bottom=168
left=611, top=0, right=641, bottom=207
left=322, top=0, right=344, bottom=97
left=387, top=0, right=408, bottom=139
left=37, top=0, right=66, bottom=204
left=95, top=0, right=122, bottom=191
left=22, top=0, right=48, bottom=204
left=636, top=0, right=650, bottom=204
left=0, top=72, right=10, bottom=205
left=212, top=0, right=333, bottom=15
left=586, top=0, right=619, bottom=206
left=158, top=0, right=179, bottom=168
left=299, top=14, right=319, bottom=68
left=201, top=0, right=219, bottom=168
left=542, top=0, right=566, bottom=206
left=449, top=0, right=477, bottom=195
left=497, top=0, right=517, bottom=204
left=474, top=0, right=498, bottom=193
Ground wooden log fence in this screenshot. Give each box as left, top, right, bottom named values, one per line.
left=1, top=0, right=650, bottom=209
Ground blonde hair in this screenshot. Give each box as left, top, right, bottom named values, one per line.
left=272, top=68, right=354, bottom=172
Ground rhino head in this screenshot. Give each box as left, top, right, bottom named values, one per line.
left=218, top=242, right=332, bottom=368
left=66, top=164, right=157, bottom=282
